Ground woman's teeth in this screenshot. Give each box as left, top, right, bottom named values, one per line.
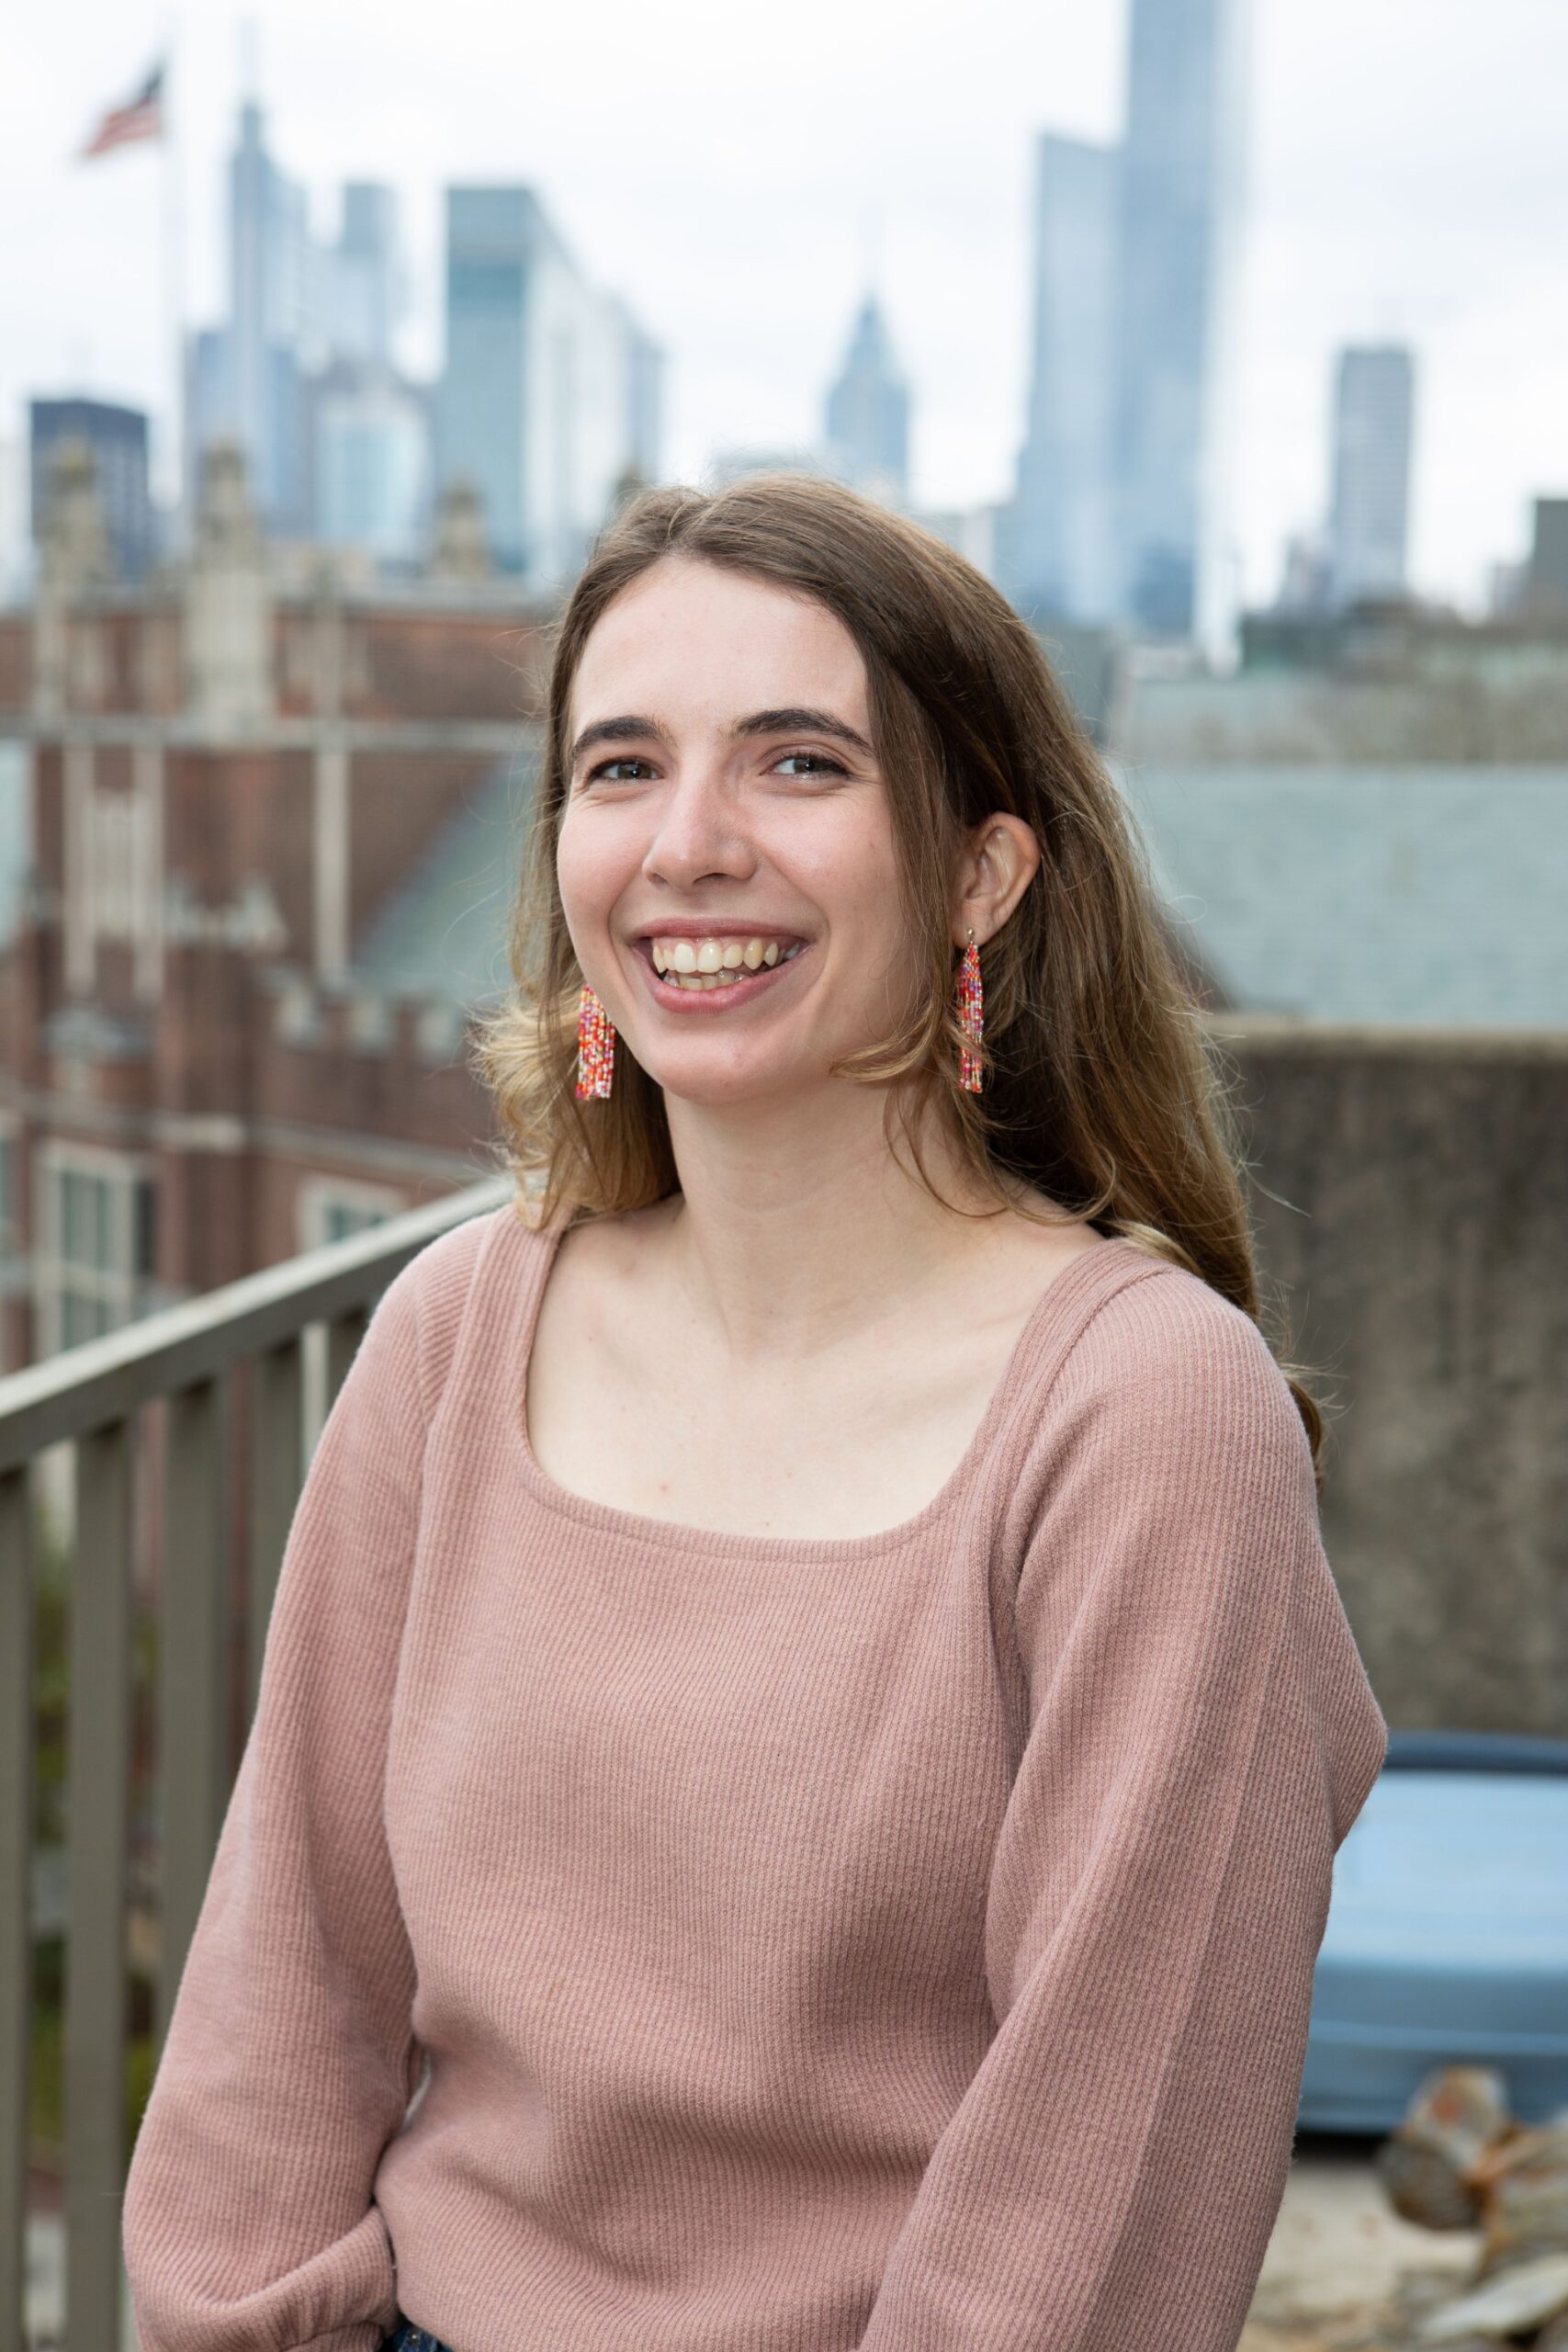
left=649, top=937, right=803, bottom=989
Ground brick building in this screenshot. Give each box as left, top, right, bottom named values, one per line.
left=0, top=436, right=547, bottom=1374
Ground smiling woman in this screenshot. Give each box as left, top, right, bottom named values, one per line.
left=121, top=472, right=1387, bottom=2352
left=478, top=479, right=1313, bottom=1403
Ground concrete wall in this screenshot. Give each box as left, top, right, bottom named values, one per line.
left=1220, top=1019, right=1568, bottom=1735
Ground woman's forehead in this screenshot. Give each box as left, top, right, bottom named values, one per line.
left=570, top=560, right=870, bottom=735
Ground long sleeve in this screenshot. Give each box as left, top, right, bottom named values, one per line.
left=857, top=1272, right=1389, bottom=2352
left=123, top=1257, right=434, bottom=2352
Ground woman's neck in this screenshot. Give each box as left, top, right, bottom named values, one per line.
left=657, top=1083, right=1006, bottom=1365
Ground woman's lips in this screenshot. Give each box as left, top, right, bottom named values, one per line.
left=634, top=935, right=818, bottom=1011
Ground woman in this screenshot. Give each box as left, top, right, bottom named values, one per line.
left=123, top=475, right=1387, bottom=2352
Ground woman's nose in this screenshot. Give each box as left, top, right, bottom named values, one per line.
left=642, top=771, right=757, bottom=890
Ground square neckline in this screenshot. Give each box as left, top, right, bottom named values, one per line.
left=501, top=1210, right=1154, bottom=1563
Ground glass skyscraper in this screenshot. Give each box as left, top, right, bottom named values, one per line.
left=1327, top=346, right=1416, bottom=608
left=29, top=398, right=154, bottom=582
left=1010, top=0, right=1245, bottom=642
left=186, top=99, right=315, bottom=537
left=438, top=187, right=662, bottom=587
left=1011, top=135, right=1118, bottom=624
left=1112, top=0, right=1245, bottom=639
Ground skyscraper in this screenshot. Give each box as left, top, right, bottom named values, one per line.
left=29, top=398, right=155, bottom=581
left=624, top=311, right=664, bottom=490
left=1524, top=497, right=1568, bottom=616
left=823, top=296, right=909, bottom=506
left=1112, top=0, right=1246, bottom=639
left=310, top=364, right=433, bottom=566
left=1327, top=345, right=1415, bottom=608
left=1008, top=0, right=1244, bottom=640
left=228, top=97, right=315, bottom=528
left=1010, top=134, right=1118, bottom=622
left=305, top=186, right=432, bottom=566
left=332, top=184, right=404, bottom=371
left=438, top=187, right=661, bottom=586
left=186, top=98, right=315, bottom=535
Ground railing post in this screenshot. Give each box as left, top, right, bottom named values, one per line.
left=0, top=1464, right=32, bottom=2352
left=324, top=1301, right=370, bottom=1414
left=246, top=1340, right=303, bottom=1722
left=64, top=1416, right=135, bottom=2352
left=155, top=1375, right=231, bottom=2056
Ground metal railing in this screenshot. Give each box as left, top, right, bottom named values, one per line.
left=0, top=1175, right=510, bottom=2352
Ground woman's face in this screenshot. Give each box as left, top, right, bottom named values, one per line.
left=557, top=557, right=921, bottom=1109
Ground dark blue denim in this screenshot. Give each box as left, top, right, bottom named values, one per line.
left=380, top=2318, right=457, bottom=2352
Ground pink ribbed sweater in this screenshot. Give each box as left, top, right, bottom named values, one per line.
left=122, top=1202, right=1387, bottom=2352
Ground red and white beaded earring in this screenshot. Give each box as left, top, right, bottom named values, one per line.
left=956, top=927, right=984, bottom=1093
left=575, top=984, right=615, bottom=1101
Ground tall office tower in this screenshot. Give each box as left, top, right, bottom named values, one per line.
left=1525, top=497, right=1568, bottom=615
left=0, top=431, right=27, bottom=598
left=1112, top=0, right=1246, bottom=639
left=304, top=184, right=431, bottom=564
left=1327, top=345, right=1415, bottom=608
left=438, top=187, right=661, bottom=587
left=823, top=295, right=909, bottom=506
left=228, top=98, right=316, bottom=528
left=29, top=398, right=155, bottom=581
left=330, top=184, right=405, bottom=370
left=310, top=365, right=434, bottom=565
left=1010, top=133, right=1118, bottom=622
left=624, top=312, right=664, bottom=489
left=186, top=98, right=316, bottom=535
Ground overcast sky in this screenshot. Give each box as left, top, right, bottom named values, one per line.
left=5, top=0, right=1566, bottom=611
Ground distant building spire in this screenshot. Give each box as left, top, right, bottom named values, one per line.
left=31, top=437, right=116, bottom=719
left=427, top=476, right=493, bottom=582
left=823, top=293, right=909, bottom=509
left=38, top=437, right=116, bottom=589
left=186, top=439, right=271, bottom=729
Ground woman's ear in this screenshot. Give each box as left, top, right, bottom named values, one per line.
left=952, top=813, right=1042, bottom=945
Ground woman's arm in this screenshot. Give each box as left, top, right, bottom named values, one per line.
left=857, top=1272, right=1388, bottom=2352
left=122, top=1254, right=438, bottom=2352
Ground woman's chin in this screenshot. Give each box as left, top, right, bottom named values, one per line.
left=643, top=1046, right=827, bottom=1112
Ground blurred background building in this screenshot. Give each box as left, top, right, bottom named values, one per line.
left=1327, top=345, right=1416, bottom=610
left=179, top=97, right=663, bottom=591
left=1003, top=0, right=1244, bottom=641
left=29, top=396, right=155, bottom=583
left=1010, top=133, right=1118, bottom=625
left=438, top=185, right=661, bottom=587
left=823, top=294, right=910, bottom=508
left=0, top=433, right=537, bottom=1372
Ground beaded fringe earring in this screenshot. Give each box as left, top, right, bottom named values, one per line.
left=575, top=984, right=616, bottom=1101
left=956, top=928, right=984, bottom=1093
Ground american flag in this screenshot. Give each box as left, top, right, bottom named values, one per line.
left=78, top=62, right=165, bottom=159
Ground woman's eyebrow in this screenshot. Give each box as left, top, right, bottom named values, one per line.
left=733, top=707, right=874, bottom=755
left=569, top=715, right=673, bottom=764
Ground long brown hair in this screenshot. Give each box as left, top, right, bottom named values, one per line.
left=469, top=472, right=1327, bottom=1481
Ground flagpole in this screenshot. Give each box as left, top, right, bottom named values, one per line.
left=158, top=16, right=187, bottom=556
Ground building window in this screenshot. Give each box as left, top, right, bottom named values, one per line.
left=297, top=1175, right=403, bottom=1254
left=35, top=1144, right=157, bottom=1355
left=324, top=1198, right=385, bottom=1243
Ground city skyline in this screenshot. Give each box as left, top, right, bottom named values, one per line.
left=4, top=0, right=1567, bottom=613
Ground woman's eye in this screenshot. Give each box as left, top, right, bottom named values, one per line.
left=773, top=751, right=847, bottom=778
left=587, top=757, right=656, bottom=783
